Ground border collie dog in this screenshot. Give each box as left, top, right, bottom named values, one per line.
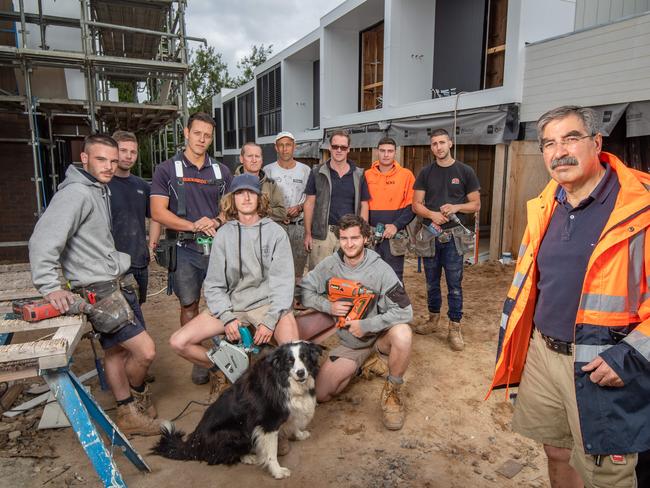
left=152, top=341, right=322, bottom=479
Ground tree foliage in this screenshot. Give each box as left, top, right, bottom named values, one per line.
left=187, top=45, right=234, bottom=113
left=234, top=44, right=274, bottom=86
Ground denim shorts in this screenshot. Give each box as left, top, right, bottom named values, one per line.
left=173, top=245, right=209, bottom=306
left=98, top=286, right=146, bottom=350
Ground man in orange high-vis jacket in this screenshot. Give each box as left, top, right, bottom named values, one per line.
left=360, top=137, right=415, bottom=281
left=488, top=106, right=649, bottom=488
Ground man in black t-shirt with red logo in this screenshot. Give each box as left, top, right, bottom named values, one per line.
left=412, top=129, right=481, bottom=351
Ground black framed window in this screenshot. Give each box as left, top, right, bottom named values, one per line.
left=257, top=64, right=281, bottom=137
left=223, top=99, right=236, bottom=149
left=237, top=89, right=255, bottom=146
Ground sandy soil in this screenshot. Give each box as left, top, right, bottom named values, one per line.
left=0, top=260, right=550, bottom=488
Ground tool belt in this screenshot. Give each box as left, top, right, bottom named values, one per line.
left=155, top=238, right=178, bottom=271
left=74, top=275, right=136, bottom=335
left=166, top=230, right=203, bottom=241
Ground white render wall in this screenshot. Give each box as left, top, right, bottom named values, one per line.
left=283, top=58, right=315, bottom=134
left=384, top=0, right=435, bottom=107
left=520, top=11, right=650, bottom=122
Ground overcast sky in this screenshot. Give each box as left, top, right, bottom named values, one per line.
left=185, top=0, right=345, bottom=77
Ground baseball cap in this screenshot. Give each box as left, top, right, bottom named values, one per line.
left=274, top=131, right=295, bottom=142
left=228, top=173, right=261, bottom=195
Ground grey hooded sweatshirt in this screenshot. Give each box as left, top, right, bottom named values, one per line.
left=299, top=248, right=413, bottom=349
left=204, top=217, right=294, bottom=330
left=29, top=165, right=131, bottom=296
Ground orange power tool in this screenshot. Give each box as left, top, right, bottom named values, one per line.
left=326, top=277, right=377, bottom=328
left=12, top=298, right=93, bottom=322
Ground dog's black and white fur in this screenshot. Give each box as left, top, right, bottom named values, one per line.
left=151, top=341, right=322, bottom=479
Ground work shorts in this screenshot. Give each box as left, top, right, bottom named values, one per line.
left=173, top=245, right=209, bottom=306
left=513, top=329, right=639, bottom=488
left=98, top=286, right=146, bottom=350
left=204, top=303, right=273, bottom=330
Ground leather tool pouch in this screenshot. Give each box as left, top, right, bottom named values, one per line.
left=88, top=289, right=134, bottom=335
left=450, top=226, right=475, bottom=256
left=389, top=232, right=409, bottom=256
left=155, top=239, right=177, bottom=272
left=413, top=219, right=436, bottom=257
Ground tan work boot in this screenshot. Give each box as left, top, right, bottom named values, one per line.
left=115, top=402, right=163, bottom=436
left=380, top=380, right=405, bottom=431
left=360, top=352, right=388, bottom=380
left=447, top=321, right=465, bottom=351
left=208, top=370, right=230, bottom=404
left=131, top=383, right=157, bottom=418
left=414, top=312, right=440, bottom=335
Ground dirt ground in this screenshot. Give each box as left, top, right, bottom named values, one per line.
left=0, top=260, right=551, bottom=488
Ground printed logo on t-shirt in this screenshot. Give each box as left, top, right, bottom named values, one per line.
left=137, top=189, right=145, bottom=194
left=451, top=178, right=460, bottom=185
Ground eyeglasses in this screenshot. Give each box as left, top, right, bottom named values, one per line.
left=330, top=144, right=349, bottom=151
left=539, top=134, right=594, bottom=154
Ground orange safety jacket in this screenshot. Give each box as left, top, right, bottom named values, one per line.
left=365, top=161, right=416, bottom=229
left=488, top=152, right=650, bottom=454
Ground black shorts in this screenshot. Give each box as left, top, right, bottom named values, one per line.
left=129, top=266, right=149, bottom=304
left=98, top=287, right=146, bottom=350
left=172, top=245, right=209, bottom=306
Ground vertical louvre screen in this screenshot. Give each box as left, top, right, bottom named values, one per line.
left=257, top=64, right=282, bottom=137
left=224, top=99, right=236, bottom=149
left=237, top=89, right=255, bottom=146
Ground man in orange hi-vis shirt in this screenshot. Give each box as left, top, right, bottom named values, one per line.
left=360, top=137, right=415, bottom=282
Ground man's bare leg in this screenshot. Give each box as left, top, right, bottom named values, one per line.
left=375, top=323, right=412, bottom=377
left=169, top=313, right=225, bottom=368
left=121, top=331, right=156, bottom=388
left=315, top=357, right=357, bottom=402
left=104, top=346, right=131, bottom=400
left=544, top=445, right=583, bottom=488
left=273, top=313, right=300, bottom=344
left=180, top=300, right=199, bottom=327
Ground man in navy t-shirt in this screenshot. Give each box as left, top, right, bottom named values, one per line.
left=412, top=129, right=481, bottom=351
left=150, top=113, right=232, bottom=385
left=108, top=131, right=160, bottom=304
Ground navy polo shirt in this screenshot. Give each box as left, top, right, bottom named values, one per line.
left=533, top=164, right=620, bottom=342
left=305, top=162, right=370, bottom=226
left=150, top=154, right=232, bottom=223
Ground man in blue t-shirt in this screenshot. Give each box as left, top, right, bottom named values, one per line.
left=412, top=129, right=481, bottom=351
left=108, top=131, right=160, bottom=304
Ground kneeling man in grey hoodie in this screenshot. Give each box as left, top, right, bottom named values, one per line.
left=170, top=174, right=299, bottom=399
left=299, top=214, right=413, bottom=431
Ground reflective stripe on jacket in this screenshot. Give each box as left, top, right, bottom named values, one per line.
left=488, top=152, right=650, bottom=454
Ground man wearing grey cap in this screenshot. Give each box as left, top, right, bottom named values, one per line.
left=170, top=173, right=299, bottom=398
left=265, top=131, right=312, bottom=278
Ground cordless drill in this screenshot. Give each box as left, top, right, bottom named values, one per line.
left=326, top=278, right=377, bottom=328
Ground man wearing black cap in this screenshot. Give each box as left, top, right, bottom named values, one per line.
left=170, top=174, right=299, bottom=397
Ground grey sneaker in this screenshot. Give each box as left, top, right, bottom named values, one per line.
left=191, top=364, right=210, bottom=385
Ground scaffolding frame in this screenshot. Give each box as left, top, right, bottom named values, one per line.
left=0, top=0, right=205, bottom=222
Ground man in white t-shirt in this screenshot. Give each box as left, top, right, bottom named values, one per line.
left=265, top=131, right=311, bottom=278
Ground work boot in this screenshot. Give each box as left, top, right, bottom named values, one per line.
left=447, top=321, right=465, bottom=351
left=278, top=430, right=291, bottom=456
left=191, top=364, right=209, bottom=385
left=115, top=402, right=163, bottom=436
left=380, top=380, right=405, bottom=431
left=208, top=370, right=230, bottom=403
left=413, top=312, right=440, bottom=335
left=360, top=352, right=388, bottom=380
left=131, top=383, right=157, bottom=418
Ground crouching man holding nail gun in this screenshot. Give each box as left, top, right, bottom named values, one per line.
left=299, top=214, right=413, bottom=431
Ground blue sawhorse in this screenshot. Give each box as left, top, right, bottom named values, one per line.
left=1, top=320, right=150, bottom=487
left=43, top=369, right=151, bottom=487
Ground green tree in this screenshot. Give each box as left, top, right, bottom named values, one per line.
left=234, top=44, right=274, bottom=86
left=187, top=45, right=235, bottom=113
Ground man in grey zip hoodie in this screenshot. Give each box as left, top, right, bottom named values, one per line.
left=170, top=174, right=299, bottom=393
left=300, top=214, right=413, bottom=430
left=28, top=134, right=162, bottom=436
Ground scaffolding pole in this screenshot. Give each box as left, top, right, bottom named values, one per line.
left=23, top=62, right=43, bottom=217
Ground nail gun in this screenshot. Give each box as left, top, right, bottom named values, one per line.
left=326, top=277, right=377, bottom=329
left=206, top=326, right=260, bottom=384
